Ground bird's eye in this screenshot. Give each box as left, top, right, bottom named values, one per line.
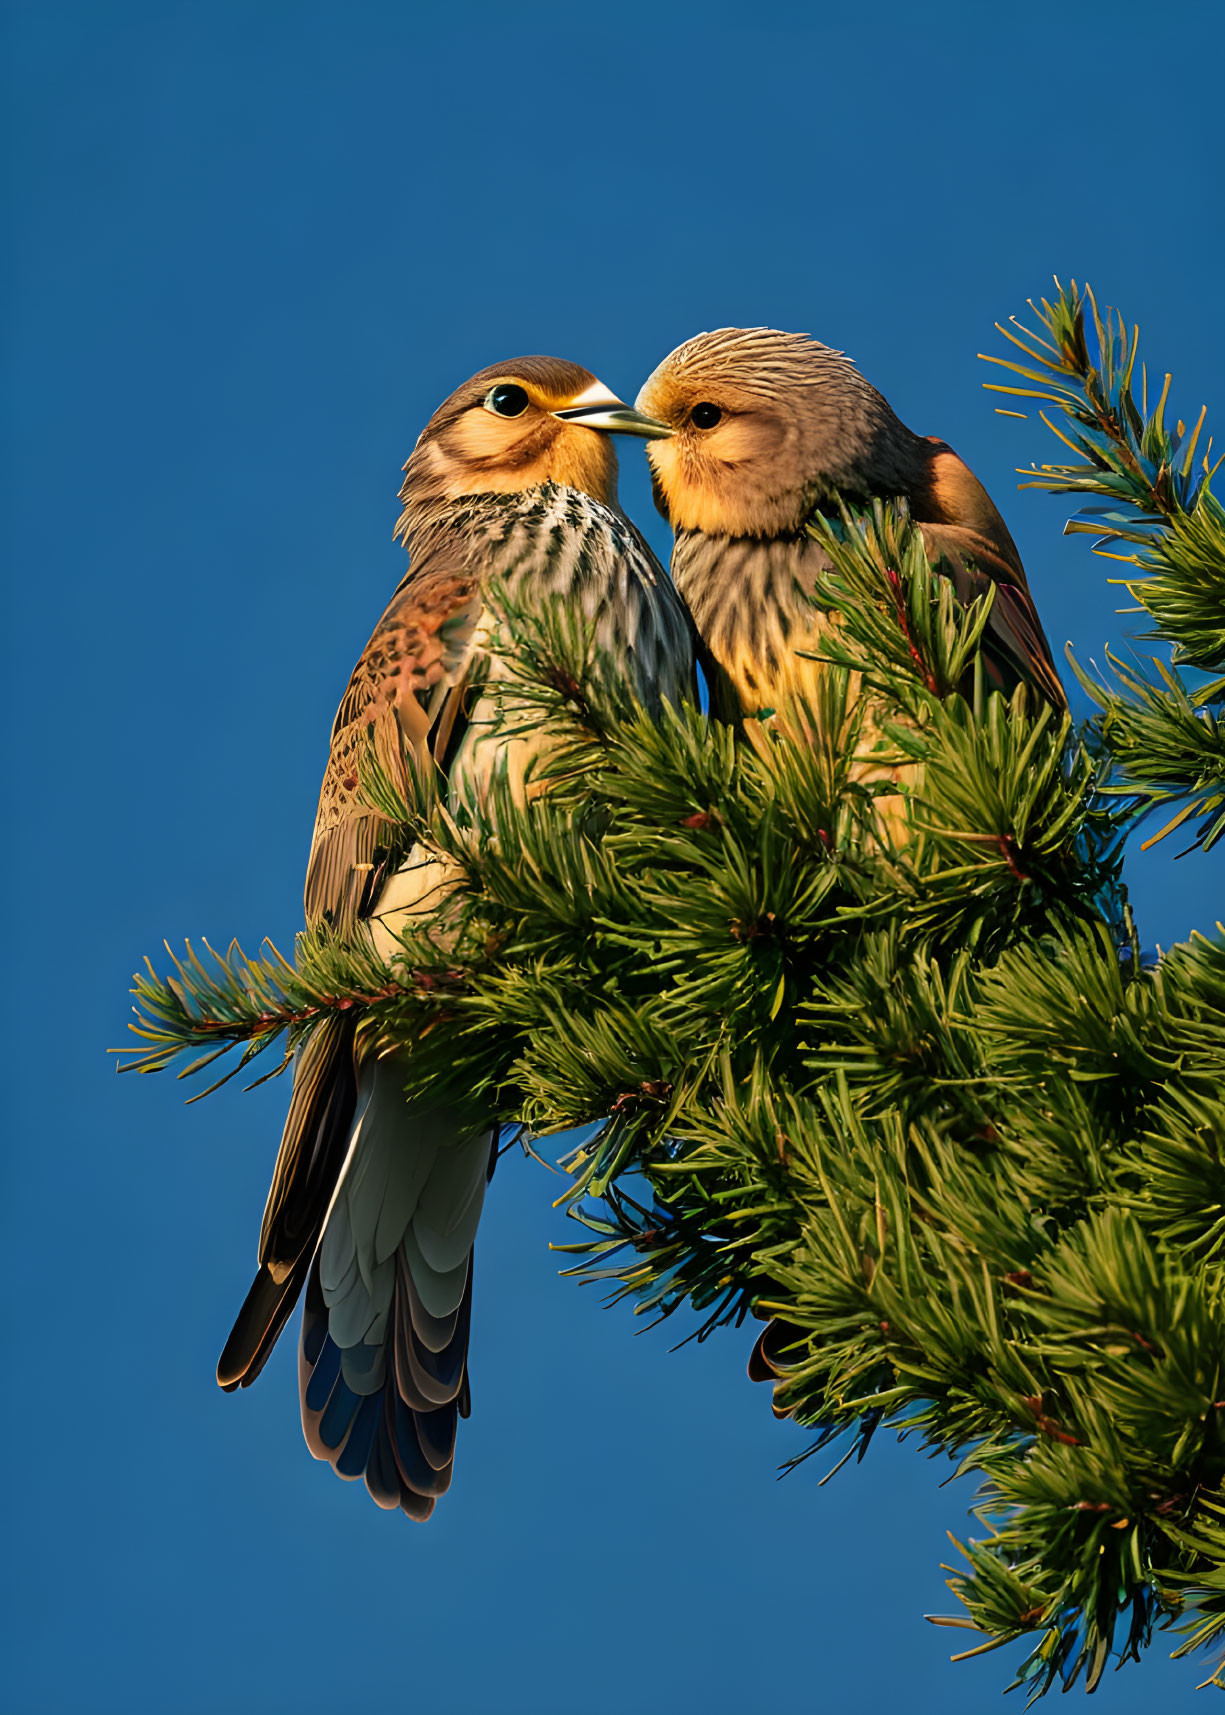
left=485, top=383, right=530, bottom=418
left=691, top=402, right=722, bottom=430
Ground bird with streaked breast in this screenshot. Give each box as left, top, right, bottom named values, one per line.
left=217, top=357, right=690, bottom=1519
left=635, top=327, right=1065, bottom=1408
left=636, top=326, right=1065, bottom=726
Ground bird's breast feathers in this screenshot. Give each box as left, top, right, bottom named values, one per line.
left=670, top=528, right=834, bottom=716
left=306, top=483, right=694, bottom=929
left=451, top=484, right=693, bottom=701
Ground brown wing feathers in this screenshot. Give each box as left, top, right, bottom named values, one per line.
left=915, top=440, right=1065, bottom=709
left=217, top=1014, right=359, bottom=1390
left=304, top=554, right=480, bottom=933
left=217, top=544, right=481, bottom=1406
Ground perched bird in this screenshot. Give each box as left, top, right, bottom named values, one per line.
left=635, top=327, right=1064, bottom=1406
left=636, top=326, right=1064, bottom=724
left=217, top=358, right=691, bottom=1518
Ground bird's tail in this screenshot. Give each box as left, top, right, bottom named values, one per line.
left=296, top=1059, right=494, bottom=1519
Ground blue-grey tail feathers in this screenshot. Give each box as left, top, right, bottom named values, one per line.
left=298, top=1246, right=474, bottom=1519
left=218, top=1017, right=496, bottom=1522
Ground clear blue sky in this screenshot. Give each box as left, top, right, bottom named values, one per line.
left=4, top=3, right=1222, bottom=1710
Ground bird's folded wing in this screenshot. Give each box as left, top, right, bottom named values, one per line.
left=917, top=442, right=1066, bottom=710
left=304, top=538, right=483, bottom=931
left=218, top=538, right=485, bottom=1382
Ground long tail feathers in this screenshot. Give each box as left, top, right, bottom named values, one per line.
left=219, top=1028, right=494, bottom=1521
left=299, top=1247, right=474, bottom=1519
left=293, top=1061, right=494, bottom=1519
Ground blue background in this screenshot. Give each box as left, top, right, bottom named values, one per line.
left=4, top=3, right=1222, bottom=1710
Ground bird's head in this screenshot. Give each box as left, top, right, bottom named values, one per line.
left=635, top=328, right=922, bottom=537
left=398, top=357, right=671, bottom=532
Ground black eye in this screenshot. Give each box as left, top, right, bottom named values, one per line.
left=691, top=402, right=722, bottom=430
left=485, top=383, right=529, bottom=418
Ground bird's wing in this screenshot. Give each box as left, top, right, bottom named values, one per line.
left=219, top=537, right=485, bottom=1392
left=303, top=538, right=483, bottom=931
left=917, top=440, right=1065, bottom=709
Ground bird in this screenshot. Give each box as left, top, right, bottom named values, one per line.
left=634, top=326, right=1065, bottom=1407
left=215, top=357, right=692, bottom=1519
left=635, top=326, right=1064, bottom=726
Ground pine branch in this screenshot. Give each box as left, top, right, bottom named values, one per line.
left=1068, top=647, right=1225, bottom=851
left=125, top=283, right=1225, bottom=1698
left=982, top=278, right=1225, bottom=853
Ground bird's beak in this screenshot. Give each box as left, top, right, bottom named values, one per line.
left=552, top=391, right=673, bottom=439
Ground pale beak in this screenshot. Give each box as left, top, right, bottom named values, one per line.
left=552, top=401, right=673, bottom=439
